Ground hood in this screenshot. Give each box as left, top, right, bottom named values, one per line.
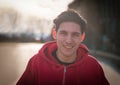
left=38, top=41, right=89, bottom=66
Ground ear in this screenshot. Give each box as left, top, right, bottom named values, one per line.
left=52, top=28, right=57, bottom=39
left=80, top=32, right=85, bottom=42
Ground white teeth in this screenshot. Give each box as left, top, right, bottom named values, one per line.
left=65, top=45, right=73, bottom=48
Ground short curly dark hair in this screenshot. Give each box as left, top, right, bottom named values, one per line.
left=53, top=9, right=87, bottom=34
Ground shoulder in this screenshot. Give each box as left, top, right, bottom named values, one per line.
left=27, top=54, right=41, bottom=67
left=87, top=55, right=99, bottom=63
left=88, top=55, right=101, bottom=65
left=84, top=55, right=102, bottom=70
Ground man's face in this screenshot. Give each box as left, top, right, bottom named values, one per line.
left=55, top=21, right=84, bottom=58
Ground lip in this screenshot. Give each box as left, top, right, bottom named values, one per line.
left=63, top=45, right=73, bottom=49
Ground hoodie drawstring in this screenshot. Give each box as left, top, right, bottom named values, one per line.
left=63, top=66, right=66, bottom=85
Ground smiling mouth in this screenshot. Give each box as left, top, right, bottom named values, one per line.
left=63, top=45, right=73, bottom=49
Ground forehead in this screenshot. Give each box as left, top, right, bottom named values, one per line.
left=58, top=22, right=81, bottom=33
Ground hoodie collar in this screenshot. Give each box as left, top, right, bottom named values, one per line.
left=39, top=41, right=89, bottom=66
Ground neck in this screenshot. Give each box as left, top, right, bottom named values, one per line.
left=56, top=51, right=77, bottom=63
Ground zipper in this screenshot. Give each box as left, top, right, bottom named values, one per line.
left=63, top=66, right=66, bottom=85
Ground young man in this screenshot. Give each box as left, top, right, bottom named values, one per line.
left=17, top=9, right=110, bottom=85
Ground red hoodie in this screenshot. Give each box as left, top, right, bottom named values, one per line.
left=17, top=41, right=110, bottom=85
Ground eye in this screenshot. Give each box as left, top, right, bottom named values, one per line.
left=72, top=33, right=81, bottom=37
left=60, top=31, right=67, bottom=36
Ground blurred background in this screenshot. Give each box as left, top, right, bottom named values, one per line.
left=0, top=0, right=120, bottom=85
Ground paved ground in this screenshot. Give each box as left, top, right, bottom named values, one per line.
left=0, top=42, right=120, bottom=85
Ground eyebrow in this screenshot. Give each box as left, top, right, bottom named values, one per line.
left=59, top=30, right=81, bottom=34
left=73, top=32, right=81, bottom=34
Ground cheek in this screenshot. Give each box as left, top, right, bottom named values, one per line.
left=56, top=36, right=62, bottom=43
left=56, top=34, right=65, bottom=41
left=74, top=40, right=81, bottom=48
left=73, top=38, right=81, bottom=43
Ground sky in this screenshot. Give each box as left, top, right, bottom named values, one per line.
left=0, top=0, right=73, bottom=34
left=0, top=0, right=73, bottom=20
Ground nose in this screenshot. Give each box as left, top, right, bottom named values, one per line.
left=65, top=35, right=73, bottom=44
